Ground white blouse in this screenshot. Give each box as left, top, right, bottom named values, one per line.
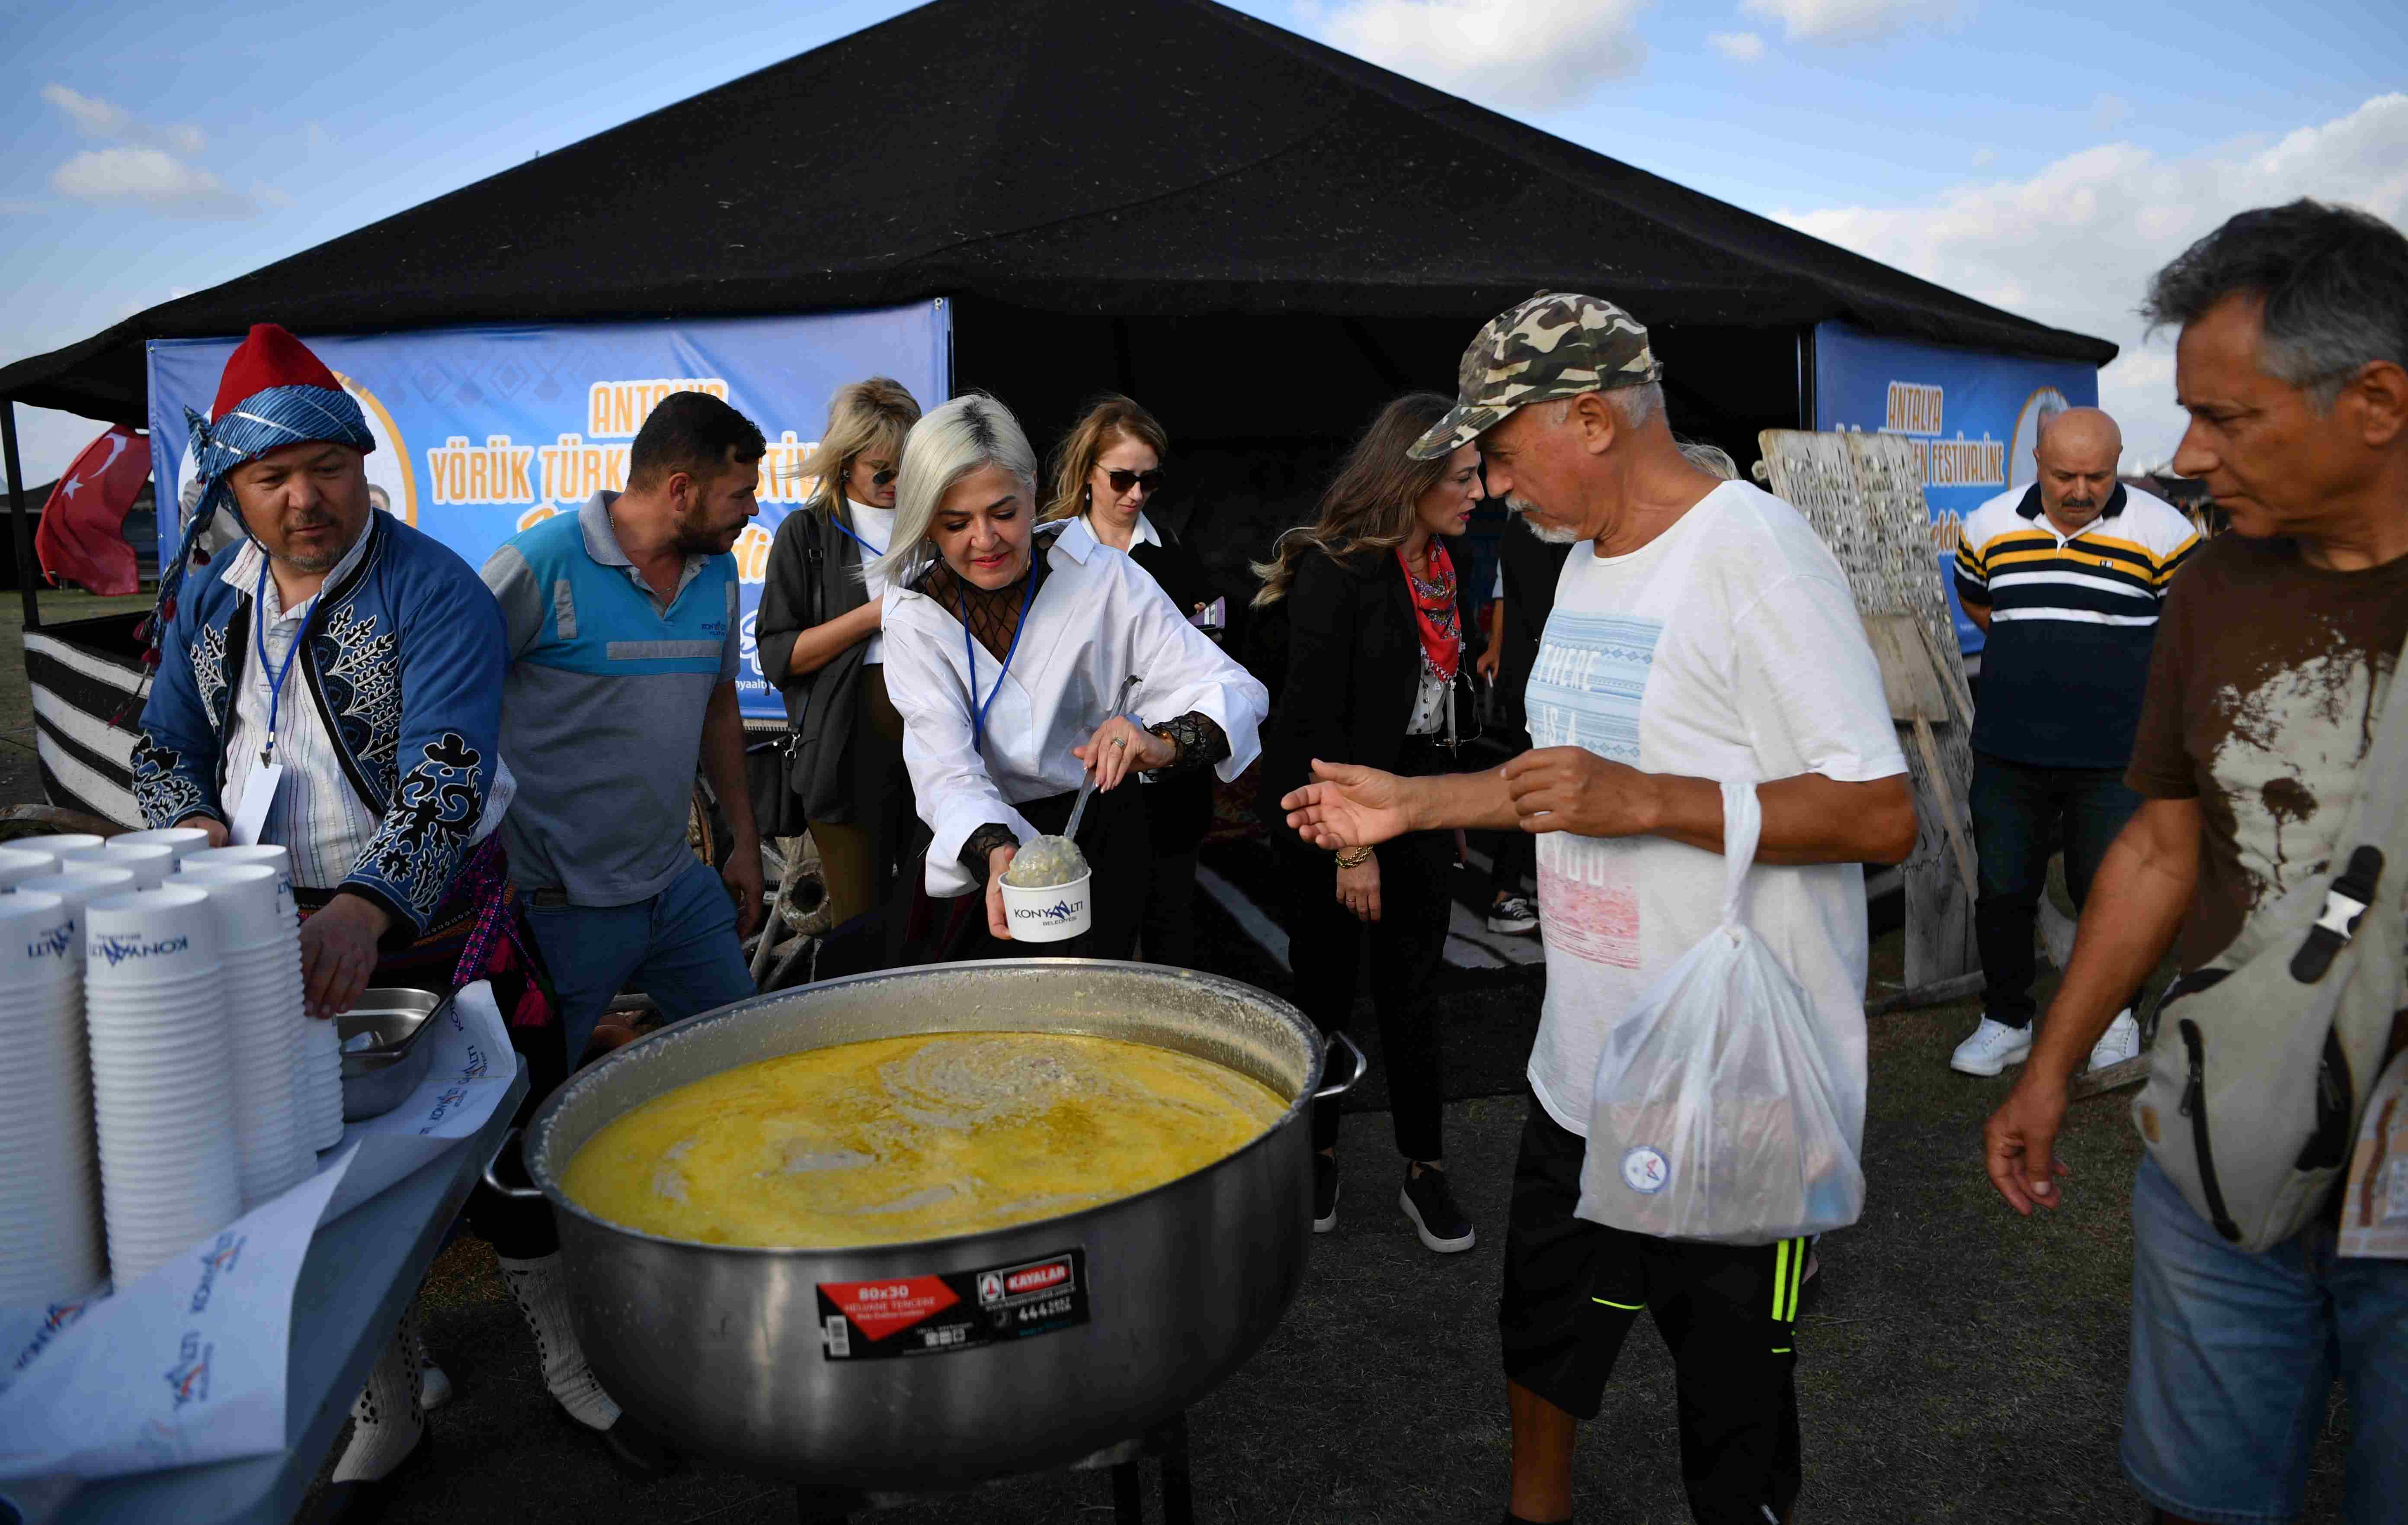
left=845, top=498, right=897, bottom=665
left=884, top=526, right=1268, bottom=897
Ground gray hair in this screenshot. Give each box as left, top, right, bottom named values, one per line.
left=1553, top=382, right=1663, bottom=431
left=1676, top=438, right=1738, bottom=480
left=2142, top=199, right=2408, bottom=412
left=869, top=393, right=1040, bottom=587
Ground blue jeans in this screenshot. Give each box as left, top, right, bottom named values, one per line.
left=523, top=857, right=756, bottom=1063
left=2125, top=1155, right=2408, bottom=1523
left=1969, top=751, right=2141, bottom=1027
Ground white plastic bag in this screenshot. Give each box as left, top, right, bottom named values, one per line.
left=1576, top=780, right=1865, bottom=1244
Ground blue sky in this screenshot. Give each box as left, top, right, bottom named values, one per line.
left=3, top=0, right=2403, bottom=479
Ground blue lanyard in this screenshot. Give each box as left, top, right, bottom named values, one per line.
left=253, top=557, right=322, bottom=768
left=967, top=573, right=1036, bottom=749
left=831, top=517, right=886, bottom=559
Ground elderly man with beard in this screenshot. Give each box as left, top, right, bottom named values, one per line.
left=1281, top=292, right=1913, bottom=1525
left=1947, top=407, right=2199, bottom=1078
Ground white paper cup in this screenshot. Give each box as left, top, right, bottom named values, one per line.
left=110, top=827, right=214, bottom=862
left=16, top=867, right=137, bottom=935
left=176, top=864, right=288, bottom=951
left=0, top=844, right=56, bottom=890
left=998, top=871, right=1094, bottom=943
left=88, top=841, right=179, bottom=890
left=181, top=845, right=297, bottom=917
left=0, top=891, right=80, bottom=988
left=84, top=887, right=225, bottom=986
left=5, top=834, right=104, bottom=870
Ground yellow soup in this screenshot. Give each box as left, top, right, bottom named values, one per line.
left=561, top=1032, right=1289, bottom=1248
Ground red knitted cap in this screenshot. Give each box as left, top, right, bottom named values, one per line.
left=211, top=323, right=344, bottom=419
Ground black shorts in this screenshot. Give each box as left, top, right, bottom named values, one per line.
left=1498, top=1091, right=1806, bottom=1525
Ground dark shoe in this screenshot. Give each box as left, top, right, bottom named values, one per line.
left=1486, top=895, right=1539, bottom=935
left=303, top=1425, right=432, bottom=1525
left=1313, top=1153, right=1340, bottom=1234
left=1399, top=1165, right=1475, bottom=1253
left=598, top=1411, right=681, bottom=1479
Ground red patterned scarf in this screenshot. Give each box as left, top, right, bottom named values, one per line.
left=1397, top=540, right=1460, bottom=682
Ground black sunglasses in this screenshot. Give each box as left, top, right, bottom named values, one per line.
left=1102, top=467, right=1166, bottom=496
left=870, top=467, right=898, bottom=488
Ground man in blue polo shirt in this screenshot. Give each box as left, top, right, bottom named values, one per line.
left=1949, top=407, right=2199, bottom=1076
left=482, top=390, right=765, bottom=1063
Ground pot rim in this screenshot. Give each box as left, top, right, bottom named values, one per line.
left=523, top=957, right=1326, bottom=1259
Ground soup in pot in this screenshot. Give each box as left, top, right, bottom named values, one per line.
left=561, top=1031, right=1288, bottom=1248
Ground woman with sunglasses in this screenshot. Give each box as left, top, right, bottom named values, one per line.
left=1040, top=395, right=1223, bottom=967
left=1252, top=392, right=1485, bottom=1254
left=879, top=394, right=1266, bottom=962
left=756, top=377, right=922, bottom=934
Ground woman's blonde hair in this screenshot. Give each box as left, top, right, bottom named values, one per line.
left=1252, top=392, right=1458, bottom=608
left=1040, top=394, right=1170, bottom=524
left=798, top=377, right=921, bottom=515
left=870, top=393, right=1041, bottom=588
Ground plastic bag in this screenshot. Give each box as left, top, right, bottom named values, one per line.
left=1576, top=780, right=1865, bottom=1244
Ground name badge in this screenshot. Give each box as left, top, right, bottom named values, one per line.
left=230, top=763, right=285, bottom=847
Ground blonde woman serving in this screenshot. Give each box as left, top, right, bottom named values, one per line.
left=878, top=395, right=1267, bottom=960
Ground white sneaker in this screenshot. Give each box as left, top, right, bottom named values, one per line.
left=2088, top=1009, right=2141, bottom=1072
left=1950, top=1017, right=2033, bottom=1077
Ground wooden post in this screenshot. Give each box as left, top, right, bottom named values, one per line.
left=3, top=400, right=37, bottom=632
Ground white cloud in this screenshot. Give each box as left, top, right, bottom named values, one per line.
left=1971, top=146, right=1996, bottom=168
left=2090, top=92, right=2131, bottom=132
left=39, top=84, right=133, bottom=138
left=1739, top=0, right=1960, bottom=43
left=1778, top=93, right=2408, bottom=470
left=51, top=147, right=259, bottom=218
left=1313, top=0, right=1651, bottom=109
left=1708, top=31, right=1766, bottom=62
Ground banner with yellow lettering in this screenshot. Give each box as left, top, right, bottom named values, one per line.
left=146, top=303, right=950, bottom=718
left=1814, top=320, right=2098, bottom=654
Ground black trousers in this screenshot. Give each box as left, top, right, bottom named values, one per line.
left=1969, top=751, right=2142, bottom=1028
left=1282, top=736, right=1452, bottom=1162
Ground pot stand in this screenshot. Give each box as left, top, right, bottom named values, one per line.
left=791, top=1410, right=1192, bottom=1524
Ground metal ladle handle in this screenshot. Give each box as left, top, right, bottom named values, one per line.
left=479, top=1125, right=544, bottom=1201
left=1063, top=673, right=1142, bottom=842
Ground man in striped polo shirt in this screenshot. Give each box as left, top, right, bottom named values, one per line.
left=1949, top=408, right=2200, bottom=1077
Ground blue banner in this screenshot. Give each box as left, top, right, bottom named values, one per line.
left=147, top=304, right=952, bottom=719
left=1813, top=320, right=2097, bottom=653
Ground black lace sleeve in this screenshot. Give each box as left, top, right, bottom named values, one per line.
left=960, top=822, right=1022, bottom=876
left=1147, top=712, right=1230, bottom=779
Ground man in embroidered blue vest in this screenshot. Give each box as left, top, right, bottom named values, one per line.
left=134, top=322, right=509, bottom=1019
left=481, top=389, right=764, bottom=1063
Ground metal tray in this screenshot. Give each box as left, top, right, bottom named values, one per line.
left=338, top=988, right=448, bottom=1122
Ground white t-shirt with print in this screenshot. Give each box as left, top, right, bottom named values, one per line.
left=1523, top=481, right=1907, bottom=1143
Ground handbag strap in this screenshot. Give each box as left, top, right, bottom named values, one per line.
left=1720, top=779, right=1761, bottom=928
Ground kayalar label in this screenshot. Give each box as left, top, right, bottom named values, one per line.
left=816, top=1249, right=1088, bottom=1360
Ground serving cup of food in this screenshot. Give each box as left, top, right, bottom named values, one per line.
left=996, top=834, right=1092, bottom=942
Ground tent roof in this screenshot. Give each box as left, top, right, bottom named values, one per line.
left=0, top=0, right=2114, bottom=424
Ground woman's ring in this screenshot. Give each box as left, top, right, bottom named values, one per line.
left=1111, top=737, right=1127, bottom=747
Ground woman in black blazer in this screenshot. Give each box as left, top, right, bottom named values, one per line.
left=1252, top=392, right=1484, bottom=1254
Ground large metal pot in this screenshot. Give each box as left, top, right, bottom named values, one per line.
left=500, top=959, right=1358, bottom=1488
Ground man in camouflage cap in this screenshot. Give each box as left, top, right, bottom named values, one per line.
left=1277, top=293, right=1914, bottom=1524
left=1410, top=290, right=1663, bottom=461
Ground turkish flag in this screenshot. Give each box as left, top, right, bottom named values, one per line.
left=35, top=425, right=151, bottom=596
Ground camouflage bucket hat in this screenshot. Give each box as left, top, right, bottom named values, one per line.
left=1409, top=292, right=1661, bottom=460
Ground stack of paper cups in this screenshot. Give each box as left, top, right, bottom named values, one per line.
left=62, top=841, right=176, bottom=892
left=0, top=844, right=55, bottom=890
left=0, top=892, right=105, bottom=1304
left=83, top=887, right=242, bottom=1285
left=6, top=833, right=102, bottom=871
left=178, top=863, right=311, bottom=1205
left=176, top=846, right=339, bottom=1151
left=109, top=827, right=215, bottom=864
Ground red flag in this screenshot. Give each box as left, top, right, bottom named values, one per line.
left=35, top=425, right=151, bottom=596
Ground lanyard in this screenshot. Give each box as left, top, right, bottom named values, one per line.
left=831, top=518, right=887, bottom=559
left=967, top=572, right=1036, bottom=749
left=253, top=557, right=323, bottom=768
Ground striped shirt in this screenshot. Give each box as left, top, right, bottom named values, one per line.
left=1954, top=483, right=2200, bottom=769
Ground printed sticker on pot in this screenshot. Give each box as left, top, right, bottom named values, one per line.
left=817, top=1249, right=1089, bottom=1360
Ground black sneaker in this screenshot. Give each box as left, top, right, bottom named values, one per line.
left=1486, top=895, right=1539, bottom=935
left=1399, top=1165, right=1475, bottom=1253
left=1313, top=1153, right=1340, bottom=1234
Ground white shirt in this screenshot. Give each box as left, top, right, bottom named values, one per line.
left=884, top=526, right=1268, bottom=897
left=1522, top=482, right=1906, bottom=1145
left=845, top=498, right=897, bottom=665
left=1076, top=511, right=1161, bottom=551
left=223, top=528, right=512, bottom=891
